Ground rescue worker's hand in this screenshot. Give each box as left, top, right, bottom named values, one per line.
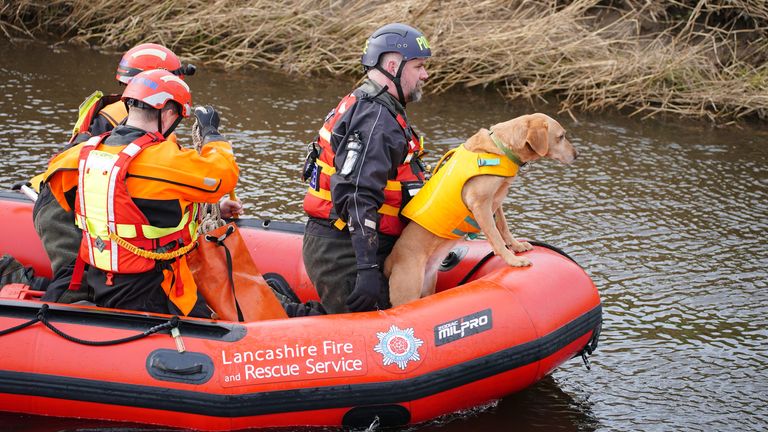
left=346, top=267, right=385, bottom=312
left=219, top=198, right=243, bottom=218
left=193, top=105, right=221, bottom=140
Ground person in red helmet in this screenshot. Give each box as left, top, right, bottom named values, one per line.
left=71, top=43, right=195, bottom=146
left=36, top=43, right=195, bottom=282
left=301, top=23, right=432, bottom=313
left=32, top=43, right=240, bottom=304
left=41, top=69, right=238, bottom=317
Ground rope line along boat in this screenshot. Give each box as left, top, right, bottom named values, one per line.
left=0, top=190, right=601, bottom=430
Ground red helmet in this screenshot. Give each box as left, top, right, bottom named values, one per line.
left=121, top=69, right=192, bottom=117
left=115, top=43, right=185, bottom=84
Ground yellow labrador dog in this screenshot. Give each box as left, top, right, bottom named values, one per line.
left=384, top=113, right=577, bottom=307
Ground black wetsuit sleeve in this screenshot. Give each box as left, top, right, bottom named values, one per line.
left=329, top=99, right=407, bottom=267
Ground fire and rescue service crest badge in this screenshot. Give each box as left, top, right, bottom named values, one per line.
left=373, top=325, right=424, bottom=370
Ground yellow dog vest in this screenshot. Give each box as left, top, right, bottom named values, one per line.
left=401, top=144, right=519, bottom=239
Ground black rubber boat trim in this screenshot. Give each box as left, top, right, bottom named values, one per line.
left=0, top=304, right=601, bottom=417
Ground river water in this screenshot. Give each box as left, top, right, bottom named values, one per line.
left=0, top=39, right=766, bottom=432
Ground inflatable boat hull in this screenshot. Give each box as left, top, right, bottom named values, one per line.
left=0, top=191, right=601, bottom=430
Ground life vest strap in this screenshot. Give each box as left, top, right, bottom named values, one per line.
left=68, top=256, right=87, bottom=291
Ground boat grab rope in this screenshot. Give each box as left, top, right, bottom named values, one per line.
left=0, top=312, right=40, bottom=336
left=0, top=304, right=181, bottom=346
left=456, top=240, right=580, bottom=286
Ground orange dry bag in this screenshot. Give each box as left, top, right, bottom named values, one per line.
left=187, top=223, right=287, bottom=321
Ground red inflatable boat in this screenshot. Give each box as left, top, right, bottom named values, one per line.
left=0, top=190, right=601, bottom=430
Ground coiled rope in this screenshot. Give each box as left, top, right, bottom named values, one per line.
left=192, top=119, right=226, bottom=234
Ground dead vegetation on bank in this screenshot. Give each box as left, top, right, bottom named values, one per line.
left=1, top=0, right=766, bottom=123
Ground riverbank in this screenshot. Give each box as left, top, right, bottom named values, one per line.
left=2, top=0, right=766, bottom=123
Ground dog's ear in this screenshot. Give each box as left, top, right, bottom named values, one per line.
left=526, top=117, right=549, bottom=157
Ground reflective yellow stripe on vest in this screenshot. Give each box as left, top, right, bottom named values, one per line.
left=78, top=208, right=195, bottom=240
left=73, top=91, right=104, bottom=136
left=312, top=158, right=402, bottom=191
left=79, top=146, right=120, bottom=270
left=306, top=159, right=404, bottom=219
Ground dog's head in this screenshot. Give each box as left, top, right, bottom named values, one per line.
left=489, top=113, right=577, bottom=164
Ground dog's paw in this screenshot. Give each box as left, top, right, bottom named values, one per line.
left=507, top=241, right=533, bottom=253
left=507, top=258, right=532, bottom=267
left=502, top=253, right=532, bottom=267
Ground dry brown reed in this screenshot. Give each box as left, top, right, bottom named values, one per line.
left=2, top=0, right=766, bottom=123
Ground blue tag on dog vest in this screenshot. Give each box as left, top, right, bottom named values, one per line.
left=477, top=158, right=500, bottom=167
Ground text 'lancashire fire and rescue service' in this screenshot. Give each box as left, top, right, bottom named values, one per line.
left=219, top=338, right=367, bottom=386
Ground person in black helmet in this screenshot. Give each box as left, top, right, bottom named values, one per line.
left=301, top=23, right=432, bottom=314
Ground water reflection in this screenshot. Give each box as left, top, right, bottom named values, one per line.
left=1, top=38, right=767, bottom=431
left=416, top=376, right=599, bottom=432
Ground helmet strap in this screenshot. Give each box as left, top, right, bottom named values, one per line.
left=158, top=103, right=182, bottom=137
left=163, top=114, right=182, bottom=138
left=157, top=110, right=164, bottom=136
left=374, top=60, right=408, bottom=106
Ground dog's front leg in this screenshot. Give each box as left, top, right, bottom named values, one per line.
left=471, top=203, right=531, bottom=267
left=494, top=206, right=532, bottom=253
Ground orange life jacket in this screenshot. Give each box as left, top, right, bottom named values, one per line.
left=303, top=93, right=425, bottom=236
left=75, top=132, right=198, bottom=274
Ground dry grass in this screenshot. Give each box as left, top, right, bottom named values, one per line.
left=2, top=0, right=766, bottom=123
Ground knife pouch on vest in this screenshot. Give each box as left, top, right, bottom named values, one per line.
left=186, top=223, right=287, bottom=321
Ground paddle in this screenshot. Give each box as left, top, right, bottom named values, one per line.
left=11, top=181, right=38, bottom=202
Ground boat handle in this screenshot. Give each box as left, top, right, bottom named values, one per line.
left=150, top=357, right=203, bottom=375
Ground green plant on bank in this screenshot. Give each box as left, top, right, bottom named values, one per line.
left=1, top=0, right=766, bottom=123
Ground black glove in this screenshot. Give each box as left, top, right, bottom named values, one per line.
left=193, top=105, right=221, bottom=140
left=346, top=267, right=385, bottom=312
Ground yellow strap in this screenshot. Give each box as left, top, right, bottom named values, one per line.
left=307, top=186, right=331, bottom=201
left=379, top=204, right=399, bottom=216
left=331, top=202, right=399, bottom=231
left=315, top=159, right=400, bottom=191
left=316, top=158, right=335, bottom=174
left=108, top=232, right=196, bottom=260
left=385, top=181, right=401, bottom=191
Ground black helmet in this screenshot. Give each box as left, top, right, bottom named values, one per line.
left=361, top=23, right=432, bottom=68
left=361, top=23, right=431, bottom=106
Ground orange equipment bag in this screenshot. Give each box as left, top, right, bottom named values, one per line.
left=187, top=223, right=288, bottom=322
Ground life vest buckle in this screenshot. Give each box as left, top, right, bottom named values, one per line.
left=94, top=236, right=106, bottom=252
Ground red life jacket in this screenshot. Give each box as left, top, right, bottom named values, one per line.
left=74, top=132, right=198, bottom=274
left=303, top=93, right=425, bottom=236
